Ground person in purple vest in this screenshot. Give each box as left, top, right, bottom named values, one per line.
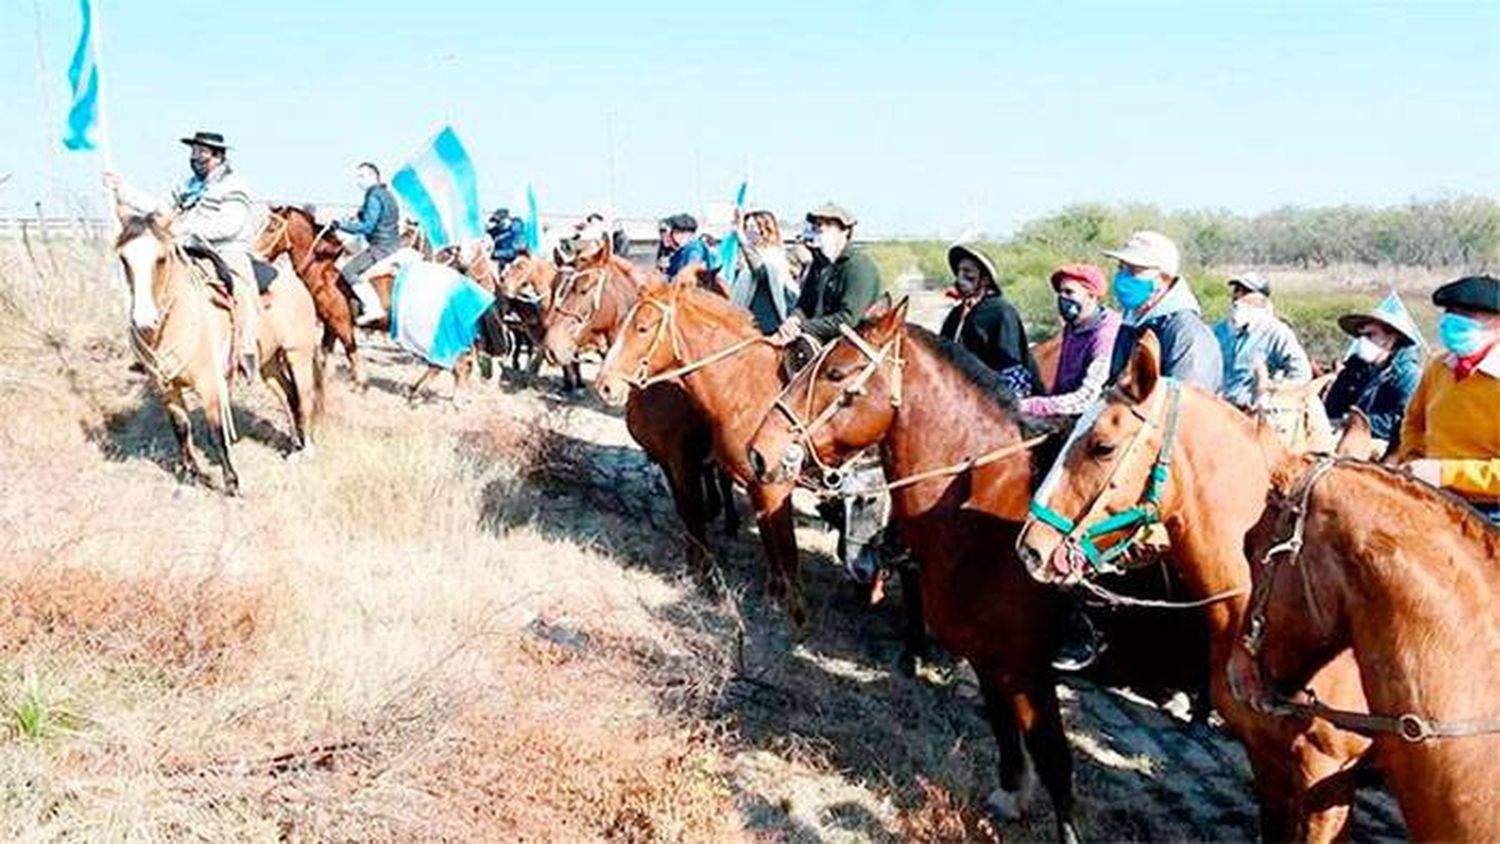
left=1019, top=263, right=1122, bottom=419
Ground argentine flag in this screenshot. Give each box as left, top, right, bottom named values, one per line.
left=388, top=261, right=496, bottom=370
left=63, top=0, right=101, bottom=151
left=391, top=126, right=484, bottom=249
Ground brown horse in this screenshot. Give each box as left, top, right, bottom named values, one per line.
left=496, top=253, right=560, bottom=377
left=541, top=251, right=641, bottom=392
left=745, top=298, right=1095, bottom=838
left=594, top=279, right=822, bottom=630
left=536, top=263, right=740, bottom=578
left=117, top=213, right=324, bottom=494
left=1226, top=442, right=1500, bottom=840
left=1015, top=337, right=1373, bottom=841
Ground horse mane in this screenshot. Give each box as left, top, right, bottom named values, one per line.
left=673, top=282, right=758, bottom=334
left=1329, top=460, right=1500, bottom=547
left=115, top=213, right=162, bottom=248
left=902, top=324, right=1021, bottom=415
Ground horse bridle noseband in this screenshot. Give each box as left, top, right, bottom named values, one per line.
left=1237, top=456, right=1500, bottom=743
left=608, top=296, right=768, bottom=391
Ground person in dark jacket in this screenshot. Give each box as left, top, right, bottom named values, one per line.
left=485, top=208, right=529, bottom=271
left=337, top=162, right=401, bottom=325
left=1325, top=292, right=1427, bottom=451
left=1104, top=230, right=1222, bottom=392
left=662, top=213, right=722, bottom=280
left=938, top=243, right=1040, bottom=396
left=771, top=203, right=881, bottom=346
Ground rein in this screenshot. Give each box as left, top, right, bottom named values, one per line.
left=1026, top=380, right=1249, bottom=610
left=552, top=267, right=611, bottom=343
left=611, top=296, right=770, bottom=390
left=1239, top=456, right=1500, bottom=743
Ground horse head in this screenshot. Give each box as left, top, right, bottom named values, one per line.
left=1015, top=333, right=1188, bottom=584
left=116, top=212, right=175, bottom=333
left=257, top=206, right=344, bottom=271
left=499, top=254, right=558, bottom=303
left=745, top=295, right=907, bottom=486
left=540, top=258, right=637, bottom=368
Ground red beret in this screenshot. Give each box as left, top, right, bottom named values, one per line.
left=1050, top=263, right=1107, bottom=297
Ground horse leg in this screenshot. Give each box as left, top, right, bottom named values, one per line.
left=408, top=367, right=438, bottom=405
left=453, top=352, right=474, bottom=403
left=285, top=350, right=320, bottom=452
left=995, top=677, right=1078, bottom=843
left=703, top=461, right=725, bottom=524
left=201, top=386, right=240, bottom=496
left=163, top=388, right=210, bottom=486
left=664, top=450, right=713, bottom=586
left=897, top=566, right=931, bottom=677
left=978, top=674, right=1036, bottom=822
left=750, top=483, right=806, bottom=632
left=260, top=353, right=301, bottom=451
left=716, top=466, right=740, bottom=535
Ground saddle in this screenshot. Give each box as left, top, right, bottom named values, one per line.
left=181, top=237, right=277, bottom=296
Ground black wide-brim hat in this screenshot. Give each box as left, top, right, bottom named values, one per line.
left=1433, top=274, right=1500, bottom=315
left=179, top=131, right=229, bottom=151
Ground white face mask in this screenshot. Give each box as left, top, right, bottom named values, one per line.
left=1229, top=301, right=1271, bottom=330
left=815, top=227, right=846, bottom=258
left=1350, top=336, right=1388, bottom=364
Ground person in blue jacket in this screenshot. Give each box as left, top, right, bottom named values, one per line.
left=1104, top=230, right=1223, bottom=393
left=661, top=213, right=722, bottom=281
left=1324, top=292, right=1426, bottom=452
left=336, top=162, right=401, bottom=325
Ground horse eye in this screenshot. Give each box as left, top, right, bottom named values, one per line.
left=825, top=367, right=848, bottom=383
left=1088, top=439, right=1118, bottom=458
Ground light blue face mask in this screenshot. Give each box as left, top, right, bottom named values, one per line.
left=1112, top=268, right=1157, bottom=311
left=1439, top=312, right=1493, bottom=357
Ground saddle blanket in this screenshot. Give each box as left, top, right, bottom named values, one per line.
left=389, top=260, right=495, bottom=369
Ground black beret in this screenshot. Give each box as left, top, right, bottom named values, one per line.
left=1432, top=275, right=1500, bottom=315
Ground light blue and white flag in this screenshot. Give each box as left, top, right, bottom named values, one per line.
left=390, top=126, right=484, bottom=249
left=63, top=0, right=101, bottom=152
left=388, top=260, right=496, bottom=369
left=717, top=178, right=749, bottom=273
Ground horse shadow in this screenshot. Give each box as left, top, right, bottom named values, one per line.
left=87, top=389, right=304, bottom=475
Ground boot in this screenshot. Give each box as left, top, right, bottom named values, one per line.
left=1051, top=602, right=1103, bottom=673
left=352, top=280, right=386, bottom=326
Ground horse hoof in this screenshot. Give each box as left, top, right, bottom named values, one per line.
left=986, top=767, right=1036, bottom=822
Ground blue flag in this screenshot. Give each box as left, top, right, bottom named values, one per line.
left=390, top=126, right=484, bottom=249
left=525, top=184, right=541, bottom=253
left=717, top=178, right=749, bottom=274
left=63, top=0, right=100, bottom=152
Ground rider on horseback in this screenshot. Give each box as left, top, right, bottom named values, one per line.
left=336, top=162, right=401, bottom=326
left=105, top=131, right=264, bottom=377
left=486, top=208, right=529, bottom=272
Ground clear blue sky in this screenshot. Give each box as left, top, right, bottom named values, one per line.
left=5, top=0, right=1499, bottom=236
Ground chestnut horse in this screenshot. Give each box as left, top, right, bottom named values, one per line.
left=1015, top=337, right=1373, bottom=841
left=537, top=267, right=739, bottom=579
left=746, top=298, right=1098, bottom=837
left=259, top=206, right=493, bottom=402
left=1227, top=444, right=1500, bottom=840
left=541, top=251, right=641, bottom=391
left=117, top=213, right=324, bottom=494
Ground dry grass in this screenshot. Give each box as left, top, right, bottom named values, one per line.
left=0, top=239, right=753, bottom=841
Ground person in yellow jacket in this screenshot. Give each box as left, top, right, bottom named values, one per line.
left=1396, top=275, right=1500, bottom=524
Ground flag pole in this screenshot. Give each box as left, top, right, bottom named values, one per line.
left=91, top=0, right=115, bottom=178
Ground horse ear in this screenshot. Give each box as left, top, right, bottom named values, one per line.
left=1336, top=408, right=1374, bottom=458
left=1119, top=331, right=1162, bottom=404
left=669, top=262, right=701, bottom=288
left=868, top=295, right=908, bottom=342
left=863, top=292, right=894, bottom=321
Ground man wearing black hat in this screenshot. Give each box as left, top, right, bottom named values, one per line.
left=105, top=131, right=264, bottom=376
left=661, top=213, right=721, bottom=280
left=770, top=203, right=881, bottom=347
left=1395, top=275, right=1500, bottom=523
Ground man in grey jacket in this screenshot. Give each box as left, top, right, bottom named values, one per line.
left=1213, top=273, right=1312, bottom=409
left=106, top=131, right=264, bottom=376
left=1105, top=230, right=1223, bottom=393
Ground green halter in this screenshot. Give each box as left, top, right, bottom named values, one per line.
left=1028, top=378, right=1184, bottom=573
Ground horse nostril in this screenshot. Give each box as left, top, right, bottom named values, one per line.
left=1018, top=543, right=1044, bottom=576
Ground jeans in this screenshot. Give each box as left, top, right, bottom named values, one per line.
left=340, top=242, right=398, bottom=289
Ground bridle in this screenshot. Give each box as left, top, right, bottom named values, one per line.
left=608, top=295, right=769, bottom=391
left=256, top=211, right=336, bottom=277
left=550, top=266, right=616, bottom=346
left=768, top=323, right=905, bottom=479
left=1026, top=380, right=1249, bottom=610
left=764, top=323, right=1048, bottom=495
left=1029, top=379, right=1185, bottom=575
left=1237, top=456, right=1500, bottom=742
